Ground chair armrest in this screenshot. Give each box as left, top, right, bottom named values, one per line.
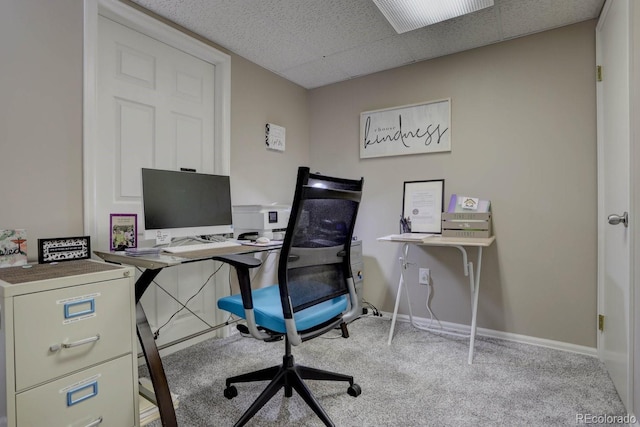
left=213, top=254, right=262, bottom=310
left=213, top=253, right=272, bottom=340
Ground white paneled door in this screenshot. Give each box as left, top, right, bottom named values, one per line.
left=93, top=13, right=223, bottom=348
left=596, top=0, right=632, bottom=412
left=97, top=15, right=215, bottom=237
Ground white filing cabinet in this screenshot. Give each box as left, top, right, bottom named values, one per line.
left=0, top=260, right=139, bottom=427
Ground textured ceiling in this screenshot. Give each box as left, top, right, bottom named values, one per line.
left=129, top=0, right=605, bottom=89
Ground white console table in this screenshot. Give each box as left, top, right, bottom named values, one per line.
left=378, top=235, right=496, bottom=364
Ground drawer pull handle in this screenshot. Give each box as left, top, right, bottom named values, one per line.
left=62, top=334, right=101, bottom=349
left=67, top=381, right=98, bottom=406
left=50, top=334, right=101, bottom=352
left=83, top=417, right=103, bottom=427
left=64, top=298, right=96, bottom=319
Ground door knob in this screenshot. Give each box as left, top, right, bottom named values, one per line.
left=608, top=212, right=628, bottom=227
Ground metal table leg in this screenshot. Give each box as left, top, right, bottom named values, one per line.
left=135, top=268, right=178, bottom=427
left=387, top=243, right=485, bottom=364
left=387, top=243, right=410, bottom=345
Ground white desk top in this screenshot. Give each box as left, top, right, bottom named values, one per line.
left=377, top=234, right=496, bottom=247
left=94, top=243, right=280, bottom=270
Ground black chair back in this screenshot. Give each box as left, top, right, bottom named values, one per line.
left=278, top=167, right=364, bottom=322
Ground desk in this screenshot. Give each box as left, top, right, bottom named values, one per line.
left=377, top=235, right=495, bottom=364
left=95, top=244, right=278, bottom=427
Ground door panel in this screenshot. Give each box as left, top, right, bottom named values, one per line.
left=116, top=99, right=155, bottom=198
left=597, top=0, right=632, bottom=411
left=96, top=15, right=220, bottom=346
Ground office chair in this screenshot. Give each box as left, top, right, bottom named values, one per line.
left=214, top=166, right=364, bottom=427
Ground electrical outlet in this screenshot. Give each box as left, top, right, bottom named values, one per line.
left=419, top=268, right=430, bottom=285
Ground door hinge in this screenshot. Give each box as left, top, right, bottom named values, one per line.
left=597, top=65, right=603, bottom=82
left=598, top=314, right=604, bottom=331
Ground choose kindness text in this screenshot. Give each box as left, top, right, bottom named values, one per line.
left=363, top=115, right=449, bottom=150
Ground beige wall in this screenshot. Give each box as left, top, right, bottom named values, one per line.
left=1, top=0, right=598, bottom=347
left=1, top=1, right=84, bottom=245
left=309, top=20, right=598, bottom=347
left=229, top=54, right=309, bottom=206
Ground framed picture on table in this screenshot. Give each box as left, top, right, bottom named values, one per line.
left=402, top=179, right=444, bottom=234
left=110, top=213, right=137, bottom=250
left=37, top=236, right=91, bottom=264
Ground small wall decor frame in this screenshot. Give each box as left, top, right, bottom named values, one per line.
left=265, top=123, right=286, bottom=152
left=38, top=236, right=91, bottom=263
left=402, top=179, right=445, bottom=234
left=360, top=98, right=451, bottom=159
left=110, top=213, right=137, bottom=250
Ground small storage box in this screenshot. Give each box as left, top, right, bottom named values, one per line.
left=441, top=212, right=492, bottom=238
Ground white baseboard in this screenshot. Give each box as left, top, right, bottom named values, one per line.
left=376, top=311, right=597, bottom=358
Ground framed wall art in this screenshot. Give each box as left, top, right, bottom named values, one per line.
left=265, top=123, right=286, bottom=152
left=360, top=99, right=451, bottom=159
left=38, top=236, right=91, bottom=264
left=402, top=179, right=445, bottom=234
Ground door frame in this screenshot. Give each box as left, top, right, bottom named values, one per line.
left=82, top=0, right=231, bottom=240
left=632, top=1, right=640, bottom=418
left=596, top=0, right=638, bottom=416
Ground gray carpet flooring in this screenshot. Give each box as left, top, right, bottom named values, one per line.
left=142, top=316, right=626, bottom=426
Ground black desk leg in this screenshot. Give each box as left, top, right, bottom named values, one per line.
left=137, top=303, right=178, bottom=427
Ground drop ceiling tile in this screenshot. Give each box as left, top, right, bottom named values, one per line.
left=279, top=58, right=352, bottom=89
left=257, top=0, right=397, bottom=55
left=219, top=21, right=318, bottom=73
left=499, top=0, right=605, bottom=39
left=132, top=0, right=317, bottom=71
left=327, top=37, right=416, bottom=78
left=401, top=5, right=501, bottom=60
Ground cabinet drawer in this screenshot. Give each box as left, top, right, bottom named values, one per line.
left=14, top=278, right=133, bottom=391
left=16, top=355, right=135, bottom=427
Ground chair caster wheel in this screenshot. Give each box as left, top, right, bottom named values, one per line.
left=347, top=383, right=361, bottom=397
left=224, top=385, right=238, bottom=399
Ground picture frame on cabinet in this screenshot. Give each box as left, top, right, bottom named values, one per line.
left=38, top=236, right=91, bottom=264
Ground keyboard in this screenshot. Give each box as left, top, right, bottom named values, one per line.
left=162, top=240, right=241, bottom=253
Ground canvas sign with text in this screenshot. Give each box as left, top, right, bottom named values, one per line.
left=360, top=99, right=451, bottom=158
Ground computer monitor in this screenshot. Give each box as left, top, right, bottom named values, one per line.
left=141, top=168, right=234, bottom=241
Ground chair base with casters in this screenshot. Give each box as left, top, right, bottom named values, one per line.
left=223, top=335, right=361, bottom=427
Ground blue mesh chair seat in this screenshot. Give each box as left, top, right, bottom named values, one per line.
left=217, top=285, right=348, bottom=334
left=214, top=166, right=364, bottom=427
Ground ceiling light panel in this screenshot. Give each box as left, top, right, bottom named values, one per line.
left=373, top=0, right=495, bottom=34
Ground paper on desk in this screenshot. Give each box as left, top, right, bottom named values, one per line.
left=383, top=233, right=435, bottom=242
left=240, top=240, right=283, bottom=247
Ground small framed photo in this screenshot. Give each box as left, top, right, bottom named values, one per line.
left=110, top=213, right=137, bottom=250
left=402, top=179, right=445, bottom=234
left=38, top=236, right=91, bottom=264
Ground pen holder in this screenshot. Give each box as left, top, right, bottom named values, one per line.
left=400, top=217, right=411, bottom=233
